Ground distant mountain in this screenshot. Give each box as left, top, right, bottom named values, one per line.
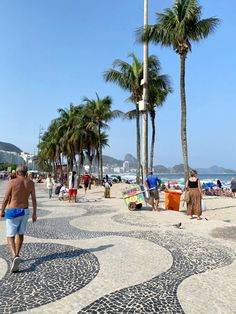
left=103, top=155, right=123, bottom=166
left=154, top=165, right=170, bottom=173
left=124, top=153, right=136, bottom=162
left=124, top=153, right=137, bottom=168
left=196, top=165, right=236, bottom=174
left=102, top=154, right=236, bottom=174
left=0, top=141, right=22, bottom=154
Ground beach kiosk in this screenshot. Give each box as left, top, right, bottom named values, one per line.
left=122, top=185, right=146, bottom=210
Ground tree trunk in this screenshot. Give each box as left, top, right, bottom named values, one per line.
left=180, top=54, right=189, bottom=183
left=150, top=110, right=156, bottom=171
left=88, top=156, right=93, bottom=174
left=136, top=104, right=141, bottom=184
left=98, top=124, right=103, bottom=184
left=99, top=125, right=103, bottom=185
left=58, top=154, right=63, bottom=183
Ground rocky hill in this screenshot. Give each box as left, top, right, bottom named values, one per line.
left=103, top=154, right=236, bottom=173
left=103, top=155, right=123, bottom=166
left=0, top=141, right=22, bottom=154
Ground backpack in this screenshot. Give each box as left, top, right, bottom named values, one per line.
left=55, top=185, right=62, bottom=195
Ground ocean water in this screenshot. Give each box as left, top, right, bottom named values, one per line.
left=113, top=173, right=235, bottom=185
left=157, top=173, right=235, bottom=184
left=109, top=173, right=236, bottom=186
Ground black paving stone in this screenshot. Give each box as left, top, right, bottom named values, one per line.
left=0, top=210, right=234, bottom=314
left=0, top=243, right=99, bottom=313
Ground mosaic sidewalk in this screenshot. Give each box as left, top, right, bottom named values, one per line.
left=0, top=181, right=235, bottom=314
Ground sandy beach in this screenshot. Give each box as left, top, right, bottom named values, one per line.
left=0, top=180, right=235, bottom=313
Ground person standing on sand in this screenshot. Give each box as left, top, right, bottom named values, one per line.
left=145, top=170, right=160, bottom=211
left=0, top=165, right=37, bottom=273
left=230, top=178, right=236, bottom=197
left=186, top=169, right=202, bottom=220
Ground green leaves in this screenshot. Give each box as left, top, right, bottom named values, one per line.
left=137, top=0, right=220, bottom=55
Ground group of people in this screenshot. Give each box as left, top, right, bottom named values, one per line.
left=45, top=171, right=92, bottom=202
left=1, top=164, right=235, bottom=274
left=145, top=169, right=204, bottom=220
left=201, top=178, right=236, bottom=197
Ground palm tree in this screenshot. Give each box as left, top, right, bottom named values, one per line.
left=57, top=104, right=81, bottom=172
left=148, top=69, right=172, bottom=170
left=83, top=94, right=122, bottom=182
left=137, top=0, right=220, bottom=182
left=104, top=53, right=172, bottom=180
left=104, top=53, right=145, bottom=184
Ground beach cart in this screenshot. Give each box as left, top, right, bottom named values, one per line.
left=122, top=184, right=146, bottom=210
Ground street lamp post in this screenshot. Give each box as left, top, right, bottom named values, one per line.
left=142, top=0, right=149, bottom=181
left=38, top=125, right=44, bottom=151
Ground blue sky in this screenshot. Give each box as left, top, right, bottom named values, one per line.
left=0, top=0, right=235, bottom=169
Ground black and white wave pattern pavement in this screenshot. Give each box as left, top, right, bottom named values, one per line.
left=0, top=211, right=234, bottom=313
left=0, top=243, right=99, bottom=313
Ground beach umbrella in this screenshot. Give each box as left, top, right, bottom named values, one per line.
left=206, top=182, right=216, bottom=188
left=111, top=175, right=118, bottom=178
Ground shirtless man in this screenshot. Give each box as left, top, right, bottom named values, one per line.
left=1, top=165, right=37, bottom=273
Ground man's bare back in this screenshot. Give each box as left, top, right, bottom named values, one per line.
left=3, top=176, right=37, bottom=210
left=1, top=165, right=37, bottom=272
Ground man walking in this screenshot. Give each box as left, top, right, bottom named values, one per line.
left=82, top=171, right=91, bottom=193
left=1, top=165, right=37, bottom=273
left=145, top=170, right=160, bottom=211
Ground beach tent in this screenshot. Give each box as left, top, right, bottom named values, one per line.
left=205, top=182, right=216, bottom=188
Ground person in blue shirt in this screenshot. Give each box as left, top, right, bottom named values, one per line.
left=145, top=170, right=160, bottom=211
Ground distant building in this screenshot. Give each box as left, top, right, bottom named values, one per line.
left=0, top=141, right=24, bottom=165
left=20, top=152, right=34, bottom=170
left=0, top=150, right=24, bottom=164
left=123, top=161, right=130, bottom=172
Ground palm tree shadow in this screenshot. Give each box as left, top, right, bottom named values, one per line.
left=86, top=244, right=114, bottom=253
left=17, top=244, right=113, bottom=273
left=18, top=249, right=84, bottom=273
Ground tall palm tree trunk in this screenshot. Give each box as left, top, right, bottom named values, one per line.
left=150, top=111, right=156, bottom=171
left=180, top=54, right=189, bottom=183
left=96, top=148, right=100, bottom=181
left=98, top=124, right=103, bottom=184
left=88, top=156, right=93, bottom=174
left=58, top=154, right=63, bottom=182
left=136, top=104, right=141, bottom=184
